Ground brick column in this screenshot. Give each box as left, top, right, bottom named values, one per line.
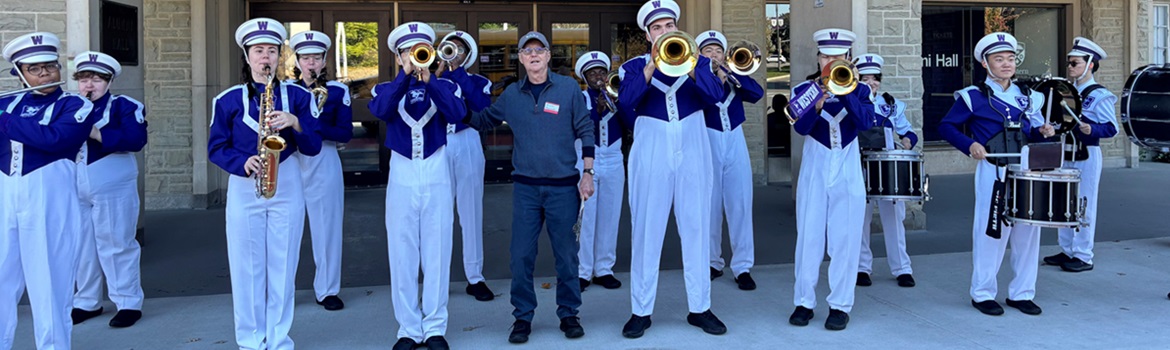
left=143, top=0, right=195, bottom=209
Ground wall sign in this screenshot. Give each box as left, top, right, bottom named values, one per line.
left=101, top=0, right=139, bottom=66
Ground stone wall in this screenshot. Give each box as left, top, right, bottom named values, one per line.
left=722, top=0, right=769, bottom=184
left=143, top=0, right=194, bottom=209
left=0, top=0, right=67, bottom=90
left=1082, top=0, right=1136, bottom=166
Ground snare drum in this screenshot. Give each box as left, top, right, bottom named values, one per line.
left=861, top=150, right=930, bottom=202
left=1004, top=165, right=1086, bottom=228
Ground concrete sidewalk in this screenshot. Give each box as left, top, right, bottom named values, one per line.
left=16, top=238, right=1170, bottom=349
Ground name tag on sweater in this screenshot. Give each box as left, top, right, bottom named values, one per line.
left=544, top=102, right=560, bottom=115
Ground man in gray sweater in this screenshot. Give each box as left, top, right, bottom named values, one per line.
left=463, top=31, right=595, bottom=344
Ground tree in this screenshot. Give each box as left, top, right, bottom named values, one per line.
left=343, top=22, right=379, bottom=67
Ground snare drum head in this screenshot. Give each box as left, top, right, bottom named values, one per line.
left=1032, top=78, right=1081, bottom=135
left=862, top=149, right=923, bottom=161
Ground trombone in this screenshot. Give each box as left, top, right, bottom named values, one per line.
left=717, top=40, right=762, bottom=88
left=822, top=58, right=857, bottom=95
left=653, top=31, right=699, bottom=77
left=0, top=81, right=66, bottom=98
left=598, top=72, right=620, bottom=113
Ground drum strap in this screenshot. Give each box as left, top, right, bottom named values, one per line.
left=986, top=177, right=1008, bottom=239
left=1079, top=84, right=1105, bottom=102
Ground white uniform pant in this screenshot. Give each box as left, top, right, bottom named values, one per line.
left=1056, top=146, right=1101, bottom=264
left=74, top=153, right=145, bottom=312
left=793, top=140, right=865, bottom=313
left=707, top=126, right=755, bottom=276
left=225, top=157, right=306, bottom=350
left=858, top=200, right=912, bottom=276
left=446, top=129, right=485, bottom=283
left=386, top=150, right=453, bottom=342
left=0, top=160, right=78, bottom=350
left=297, top=142, right=345, bottom=301
left=628, top=115, right=712, bottom=316
left=970, top=160, right=1040, bottom=302
left=576, top=140, right=624, bottom=280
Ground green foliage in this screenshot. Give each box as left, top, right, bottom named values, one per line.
left=344, top=22, right=379, bottom=67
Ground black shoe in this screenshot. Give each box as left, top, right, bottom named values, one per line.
left=579, top=277, right=591, bottom=292
left=1060, top=258, right=1094, bottom=272
left=508, top=320, right=531, bottom=344
left=856, top=272, right=872, bottom=287
left=392, top=338, right=418, bottom=350
left=824, top=309, right=849, bottom=331
left=1005, top=299, right=1043, bottom=315
left=466, top=281, right=494, bottom=301
left=71, top=307, right=103, bottom=325
left=108, top=310, right=142, bottom=328
left=1044, top=252, right=1072, bottom=266
left=686, top=310, right=727, bottom=335
left=559, top=316, right=585, bottom=339
left=788, top=306, right=814, bottom=326
left=896, top=274, right=916, bottom=288
left=971, top=299, right=1004, bottom=316
left=710, top=267, right=724, bottom=280
left=592, top=275, right=622, bottom=289
left=316, top=295, right=344, bottom=311
left=424, top=336, right=449, bottom=350
left=734, top=272, right=757, bottom=291
left=621, top=314, right=652, bottom=338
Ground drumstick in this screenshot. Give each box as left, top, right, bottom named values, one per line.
left=984, top=153, right=1022, bottom=158
left=1044, top=89, right=1054, bottom=125
left=1060, top=100, right=1085, bottom=126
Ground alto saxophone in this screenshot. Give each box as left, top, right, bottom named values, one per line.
left=256, top=68, right=287, bottom=199
left=311, top=70, right=328, bottom=112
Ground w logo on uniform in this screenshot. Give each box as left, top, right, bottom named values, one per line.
left=89, top=54, right=99, bottom=62
left=409, top=24, right=419, bottom=33
left=305, top=33, right=314, bottom=40
left=829, top=32, right=839, bottom=40
left=997, top=34, right=1005, bottom=42
left=652, top=1, right=661, bottom=8
left=31, top=35, right=43, bottom=45
left=258, top=22, right=269, bottom=30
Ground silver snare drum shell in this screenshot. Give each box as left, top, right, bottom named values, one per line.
left=1005, top=165, right=1086, bottom=229
left=862, top=150, right=930, bottom=202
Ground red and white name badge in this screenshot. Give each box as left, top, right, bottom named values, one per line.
left=543, top=102, right=560, bottom=115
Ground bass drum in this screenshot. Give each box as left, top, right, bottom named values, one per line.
left=1121, top=64, right=1170, bottom=152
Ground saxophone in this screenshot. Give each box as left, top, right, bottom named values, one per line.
left=310, top=70, right=328, bottom=112
left=256, top=67, right=287, bottom=199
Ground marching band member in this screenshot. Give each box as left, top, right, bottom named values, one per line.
left=939, top=32, right=1055, bottom=317
left=1043, top=37, right=1117, bottom=273
left=435, top=30, right=496, bottom=301
left=618, top=0, right=728, bottom=338
left=287, top=30, right=353, bottom=311
left=208, top=18, right=321, bottom=349
left=0, top=31, right=94, bottom=350
left=464, top=31, right=593, bottom=344
left=698, top=30, right=764, bottom=291
left=787, top=28, right=874, bottom=331
left=853, top=53, right=918, bottom=288
left=70, top=51, right=149, bottom=328
left=573, top=51, right=627, bottom=292
left=369, top=22, right=466, bottom=350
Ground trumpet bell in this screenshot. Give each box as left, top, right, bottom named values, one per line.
left=409, top=42, right=436, bottom=68
left=437, top=40, right=460, bottom=63
left=727, top=40, right=762, bottom=76
left=822, top=58, right=857, bottom=95
left=653, top=31, right=699, bottom=78
left=604, top=72, right=621, bottom=100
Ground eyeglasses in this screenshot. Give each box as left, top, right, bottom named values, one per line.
left=519, top=47, right=549, bottom=56
left=24, top=63, right=61, bottom=75
left=1067, top=61, right=1081, bottom=67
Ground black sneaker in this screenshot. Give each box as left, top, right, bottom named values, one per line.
left=856, top=272, right=872, bottom=287
left=710, top=267, right=724, bottom=280
left=108, top=310, right=142, bottom=328
left=592, top=275, right=622, bottom=289
left=824, top=309, right=849, bottom=331
left=1061, top=258, right=1094, bottom=272
left=734, top=272, right=757, bottom=291
left=71, top=307, right=103, bottom=325
left=896, top=274, right=916, bottom=288
left=466, top=281, right=495, bottom=301
left=316, top=295, right=344, bottom=311
left=1005, top=299, right=1043, bottom=315
left=971, top=299, right=1004, bottom=316
left=686, top=310, right=727, bottom=335
left=559, top=316, right=585, bottom=339
left=392, top=338, right=417, bottom=350
left=1044, top=252, right=1072, bottom=266
left=579, top=277, right=591, bottom=292
left=508, top=320, right=531, bottom=344
left=788, top=306, right=814, bottom=326
left=621, top=314, right=652, bottom=338
left=424, top=336, right=449, bottom=350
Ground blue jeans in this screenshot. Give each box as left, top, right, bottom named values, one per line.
left=510, top=182, right=582, bottom=322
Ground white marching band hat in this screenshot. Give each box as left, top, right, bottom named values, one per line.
left=1068, top=36, right=1107, bottom=61
left=813, top=28, right=856, bottom=56
left=73, top=51, right=122, bottom=79
left=638, top=0, right=680, bottom=32
left=855, top=53, right=884, bottom=75
left=442, top=31, right=479, bottom=70
left=974, top=32, right=1018, bottom=63
left=388, top=22, right=436, bottom=55
left=575, top=51, right=611, bottom=79
left=698, top=30, right=727, bottom=51
left=235, top=18, right=287, bottom=50
left=3, top=32, right=60, bottom=76
left=290, top=30, right=331, bottom=57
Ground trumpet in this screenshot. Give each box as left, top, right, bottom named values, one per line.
left=0, top=81, right=65, bottom=98
left=604, top=72, right=621, bottom=100
left=821, top=58, right=857, bottom=96
left=408, top=42, right=436, bottom=79
left=653, top=31, right=699, bottom=77
left=437, top=40, right=460, bottom=65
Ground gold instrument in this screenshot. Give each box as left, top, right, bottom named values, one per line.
left=437, top=40, right=460, bottom=65
left=256, top=67, right=287, bottom=199
left=604, top=72, right=621, bottom=100
left=0, top=81, right=65, bottom=98
left=718, top=40, right=762, bottom=88
left=653, top=31, right=699, bottom=77
left=310, top=71, right=328, bottom=113
left=822, top=58, right=857, bottom=96
left=408, top=42, right=436, bottom=79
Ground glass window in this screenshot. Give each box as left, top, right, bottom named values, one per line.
left=335, top=21, right=380, bottom=100
left=551, top=23, right=589, bottom=82
left=765, top=2, right=791, bottom=157
left=1155, top=5, right=1169, bottom=65
left=920, top=6, right=1063, bottom=142
left=478, top=22, right=521, bottom=98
